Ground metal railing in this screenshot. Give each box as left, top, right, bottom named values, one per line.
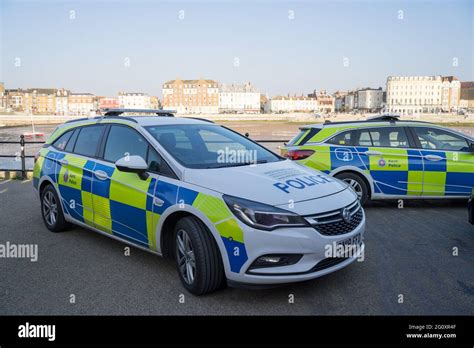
left=0, top=135, right=46, bottom=179
left=0, top=135, right=289, bottom=180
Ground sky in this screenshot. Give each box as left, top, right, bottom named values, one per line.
left=0, top=0, right=473, bottom=98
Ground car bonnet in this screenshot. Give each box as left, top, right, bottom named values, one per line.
left=182, top=159, right=349, bottom=206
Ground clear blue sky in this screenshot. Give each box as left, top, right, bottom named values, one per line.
left=1, top=0, right=473, bottom=97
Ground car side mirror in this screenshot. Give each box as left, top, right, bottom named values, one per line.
left=115, top=155, right=149, bottom=180
left=469, top=141, right=474, bottom=153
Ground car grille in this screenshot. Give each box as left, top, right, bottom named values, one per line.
left=305, top=200, right=363, bottom=236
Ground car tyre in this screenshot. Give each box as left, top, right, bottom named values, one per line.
left=40, top=184, right=70, bottom=232
left=335, top=172, right=369, bottom=206
left=174, top=216, right=225, bottom=295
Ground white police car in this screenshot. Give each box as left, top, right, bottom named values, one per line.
left=33, top=109, right=365, bottom=295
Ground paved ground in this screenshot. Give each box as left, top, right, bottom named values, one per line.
left=0, top=179, right=473, bottom=315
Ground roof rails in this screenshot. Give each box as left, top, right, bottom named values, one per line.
left=101, top=108, right=176, bottom=117
left=367, top=114, right=400, bottom=122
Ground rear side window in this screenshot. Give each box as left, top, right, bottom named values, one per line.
left=287, top=128, right=320, bottom=146
left=104, top=125, right=148, bottom=163
left=52, top=130, right=73, bottom=150
left=327, top=130, right=356, bottom=146
left=73, top=125, right=104, bottom=157
left=368, top=127, right=409, bottom=148
left=65, top=129, right=79, bottom=152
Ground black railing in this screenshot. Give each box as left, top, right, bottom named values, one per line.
left=0, top=136, right=289, bottom=180
left=0, top=135, right=46, bottom=179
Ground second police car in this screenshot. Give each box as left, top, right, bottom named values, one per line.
left=33, top=109, right=365, bottom=295
left=282, top=115, right=474, bottom=205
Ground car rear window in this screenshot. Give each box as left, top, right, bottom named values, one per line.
left=287, top=128, right=320, bottom=146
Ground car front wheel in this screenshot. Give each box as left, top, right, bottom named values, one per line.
left=174, top=216, right=225, bottom=295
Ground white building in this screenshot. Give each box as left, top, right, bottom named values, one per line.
left=441, top=76, right=461, bottom=112
left=357, top=88, right=383, bottom=112
left=264, top=96, right=317, bottom=113
left=218, top=82, right=260, bottom=113
left=344, top=93, right=356, bottom=111
left=118, top=92, right=151, bottom=109
left=55, top=89, right=69, bottom=115
left=386, top=76, right=460, bottom=115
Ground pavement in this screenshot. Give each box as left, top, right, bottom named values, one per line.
left=0, top=179, right=473, bottom=315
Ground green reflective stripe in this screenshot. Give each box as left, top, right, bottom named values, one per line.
left=109, top=170, right=151, bottom=210
left=300, top=145, right=331, bottom=172
left=215, top=218, right=244, bottom=244
left=92, top=194, right=112, bottom=233
left=33, top=156, right=45, bottom=179
left=82, top=191, right=94, bottom=226
left=308, top=128, right=338, bottom=143
left=193, top=192, right=245, bottom=243
left=407, top=171, right=423, bottom=195
left=193, top=193, right=232, bottom=223
left=421, top=172, right=446, bottom=196
left=146, top=211, right=160, bottom=251
left=446, top=152, right=473, bottom=172
left=369, top=148, right=408, bottom=171
left=294, top=129, right=310, bottom=145
left=58, top=155, right=87, bottom=190
left=47, top=122, right=93, bottom=144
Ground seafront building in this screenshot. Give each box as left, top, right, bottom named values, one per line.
left=356, top=87, right=384, bottom=112
left=218, top=82, right=260, bottom=114
left=68, top=93, right=95, bottom=116
left=386, top=75, right=461, bottom=115
left=118, top=92, right=152, bottom=109
left=308, top=90, right=335, bottom=113
left=162, top=78, right=219, bottom=114
left=264, top=95, right=318, bottom=113
left=460, top=82, right=474, bottom=109
left=98, top=97, right=120, bottom=110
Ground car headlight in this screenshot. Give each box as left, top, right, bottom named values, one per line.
left=223, top=195, right=308, bottom=231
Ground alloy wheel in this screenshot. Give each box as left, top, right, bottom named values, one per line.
left=176, top=229, right=196, bottom=285
left=42, top=191, right=58, bottom=226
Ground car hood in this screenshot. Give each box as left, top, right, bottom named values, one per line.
left=183, top=159, right=348, bottom=206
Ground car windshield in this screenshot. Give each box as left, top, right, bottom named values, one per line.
left=145, top=124, right=283, bottom=169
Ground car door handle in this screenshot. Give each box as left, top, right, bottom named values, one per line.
left=153, top=197, right=164, bottom=207
left=365, top=150, right=382, bottom=156
left=424, top=154, right=443, bottom=162
left=94, top=170, right=108, bottom=180
left=59, top=159, right=68, bottom=166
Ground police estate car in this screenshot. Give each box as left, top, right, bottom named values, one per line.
left=282, top=115, right=474, bottom=205
left=33, top=109, right=365, bottom=295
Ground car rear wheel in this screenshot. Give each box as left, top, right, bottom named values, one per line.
left=174, top=216, right=225, bottom=295
left=40, top=184, right=70, bottom=232
left=335, top=172, right=369, bottom=206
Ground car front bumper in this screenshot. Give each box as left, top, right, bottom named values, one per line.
left=225, top=213, right=366, bottom=285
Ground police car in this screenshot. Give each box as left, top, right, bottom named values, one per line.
left=33, top=109, right=365, bottom=295
left=282, top=115, right=474, bottom=205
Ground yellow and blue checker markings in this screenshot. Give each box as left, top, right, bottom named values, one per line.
left=34, top=149, right=249, bottom=273
left=298, top=144, right=474, bottom=196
